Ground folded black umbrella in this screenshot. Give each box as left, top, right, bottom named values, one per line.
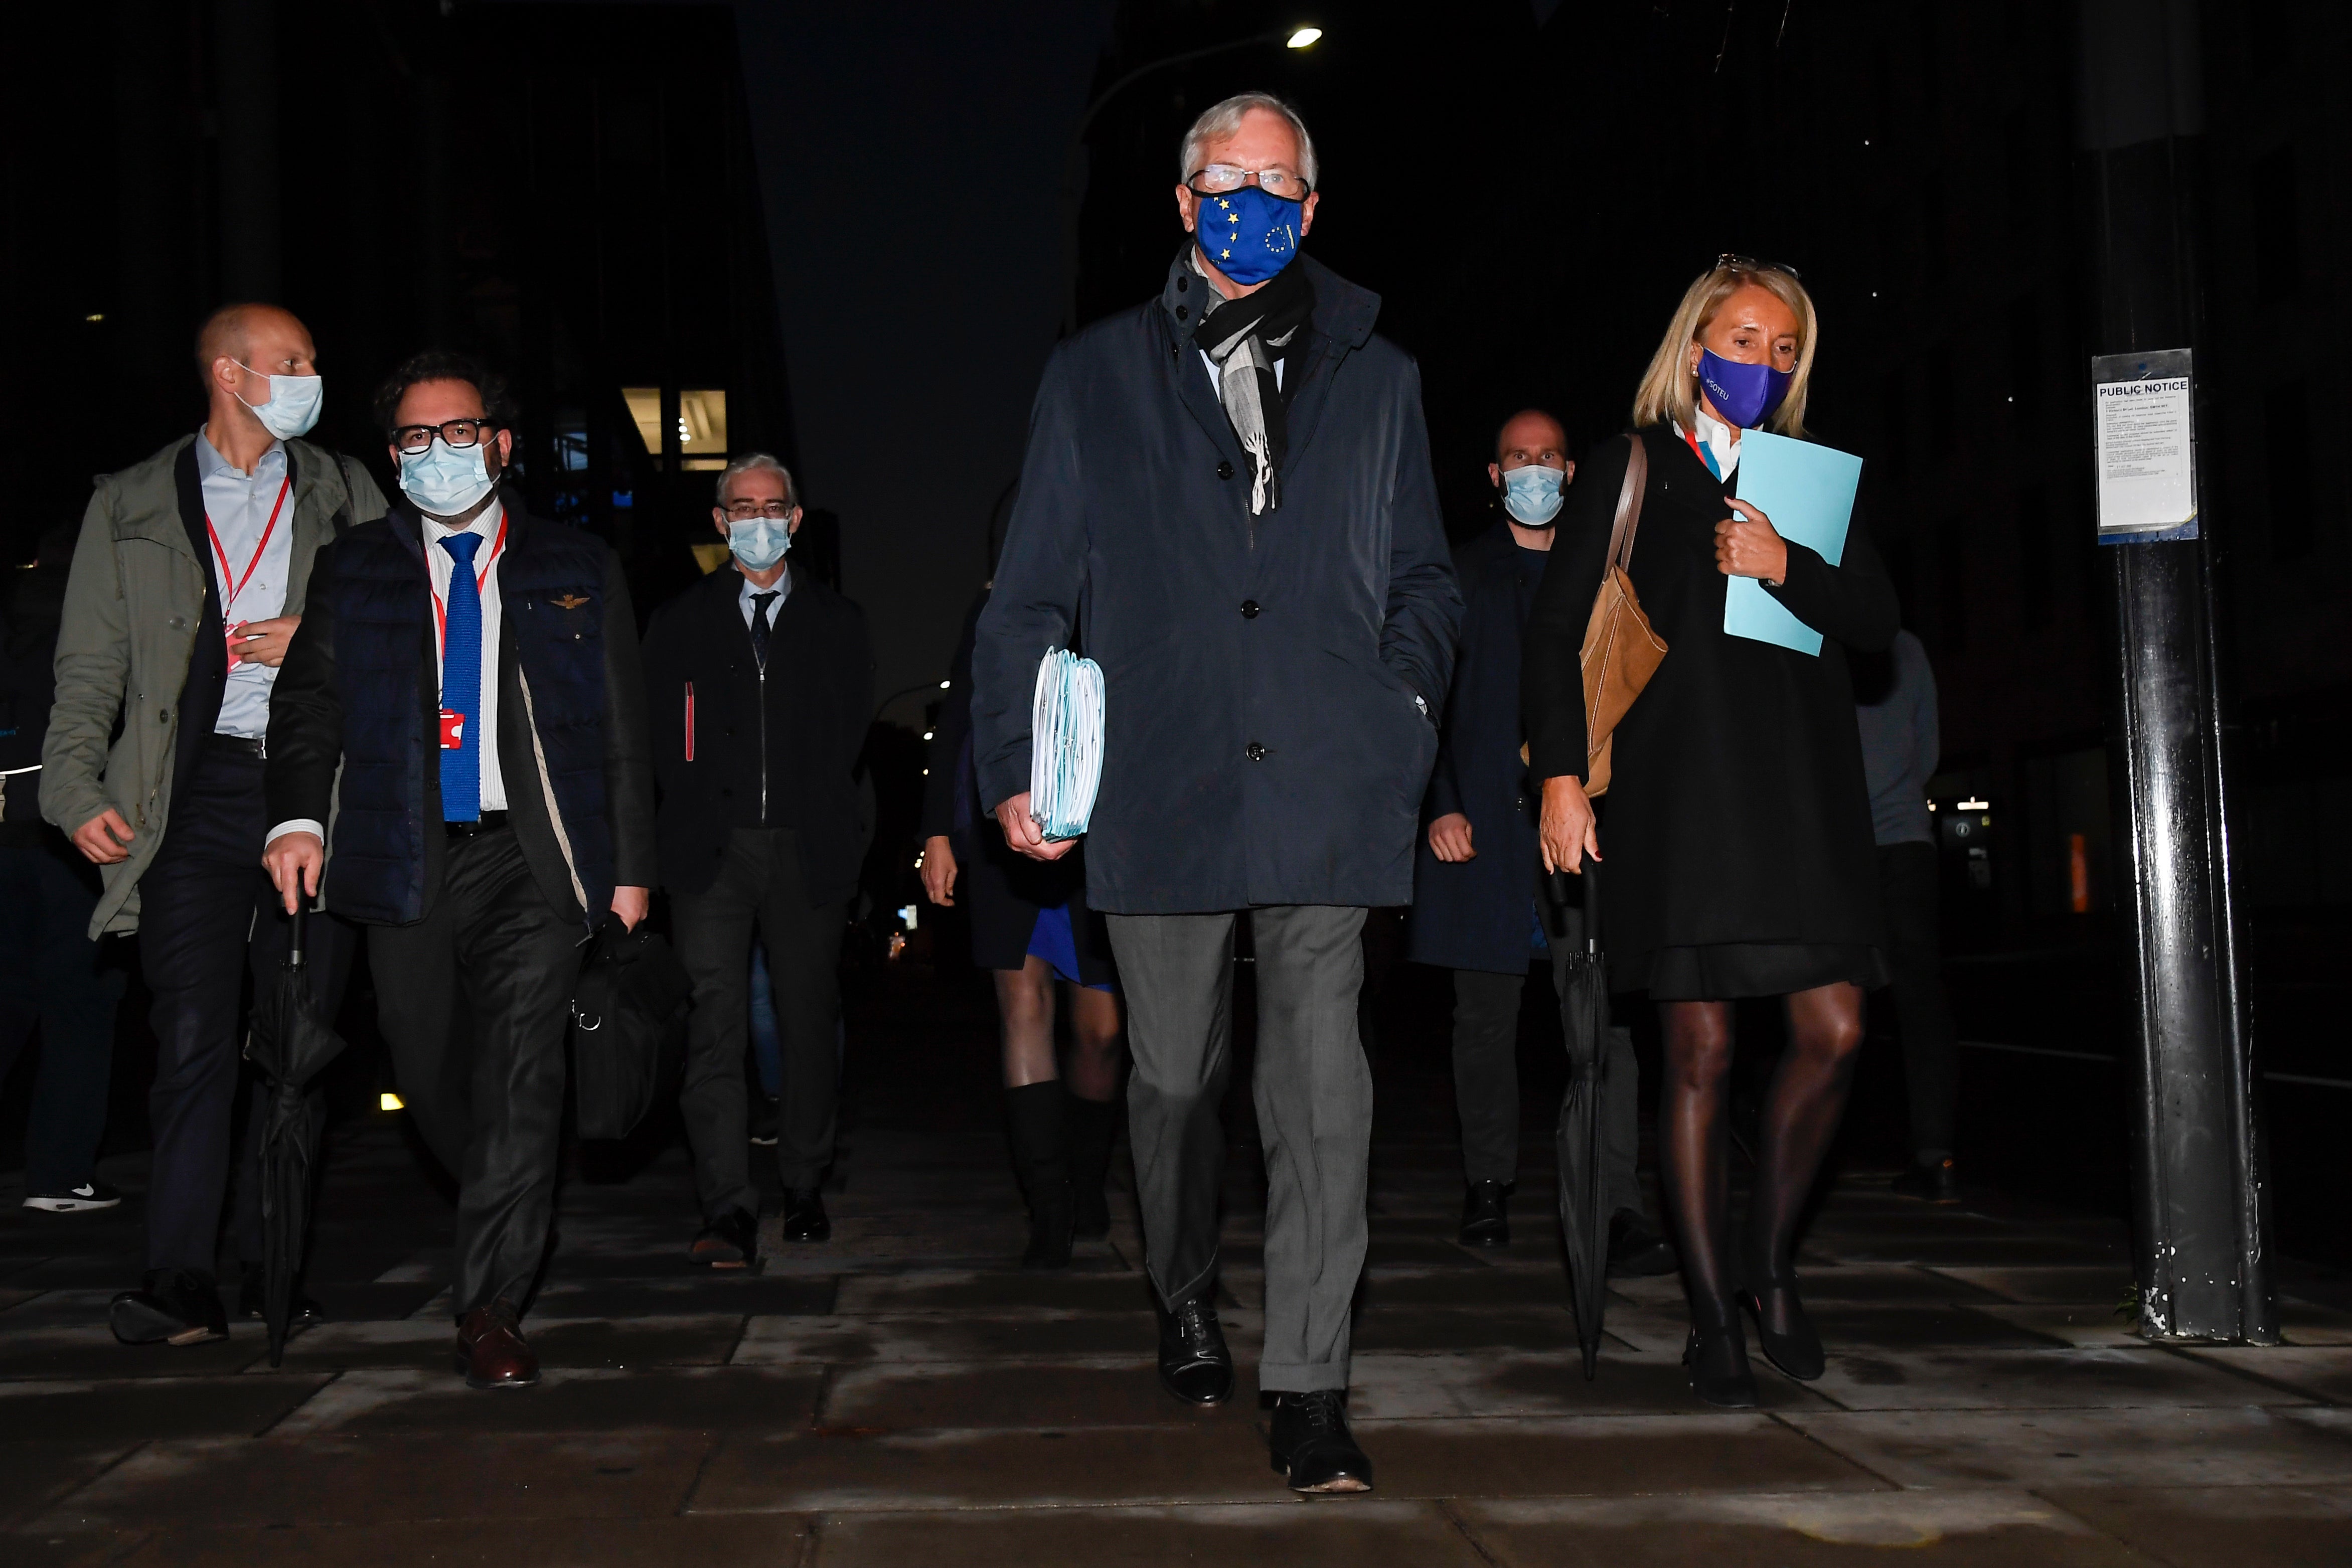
left=571, top=914, right=694, bottom=1141
left=242, top=893, right=347, bottom=1368
left=1550, top=864, right=1610, bottom=1381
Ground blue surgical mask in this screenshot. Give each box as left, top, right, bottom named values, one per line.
left=1500, top=463, right=1566, bottom=526
left=728, top=518, right=793, bottom=572
left=1696, top=349, right=1793, bottom=430
left=236, top=363, right=323, bottom=440
left=399, top=438, right=497, bottom=516
left=1195, top=184, right=1304, bottom=285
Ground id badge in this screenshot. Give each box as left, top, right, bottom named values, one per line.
left=438, top=709, right=467, bottom=750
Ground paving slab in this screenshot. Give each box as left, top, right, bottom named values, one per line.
left=0, top=1441, right=138, bottom=1529
left=30, top=1432, right=718, bottom=1529
left=1779, top=1405, right=2352, bottom=1488
left=1348, top=1303, right=1588, bottom=1354
left=522, top=1275, right=836, bottom=1318
left=1347, top=1348, right=1836, bottom=1418
left=256, top=1313, right=745, bottom=1373
left=0, top=1374, right=329, bottom=1442
left=832, top=1270, right=1158, bottom=1315
left=1929, top=1267, right=2137, bottom=1304
left=819, top=1359, right=1265, bottom=1430
left=1802, top=1343, right=2311, bottom=1410
left=0, top=1326, right=269, bottom=1381
left=1455, top=1490, right=2146, bottom=1565
left=2041, top=1484, right=2352, bottom=1568
left=262, top=1364, right=825, bottom=1435
left=2177, top=1345, right=2352, bottom=1404
left=93, top=1515, right=814, bottom=1566
left=733, top=1310, right=1251, bottom=1365
left=807, top=1501, right=1488, bottom=1566
left=1356, top=1414, right=1888, bottom=1499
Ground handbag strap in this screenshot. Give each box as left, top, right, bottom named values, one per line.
left=1607, top=433, right=1648, bottom=574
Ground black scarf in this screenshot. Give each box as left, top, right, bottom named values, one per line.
left=1190, top=251, right=1315, bottom=515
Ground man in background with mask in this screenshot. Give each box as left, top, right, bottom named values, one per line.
left=641, top=454, right=873, bottom=1266
left=1405, top=410, right=1674, bottom=1275
left=972, top=92, right=1459, bottom=1495
left=261, top=351, right=655, bottom=1388
left=44, top=302, right=384, bottom=1347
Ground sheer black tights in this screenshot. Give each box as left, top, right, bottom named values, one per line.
left=1658, top=984, right=1864, bottom=1331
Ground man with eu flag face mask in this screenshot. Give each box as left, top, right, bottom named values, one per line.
left=262, top=352, right=656, bottom=1389
left=641, top=456, right=874, bottom=1268
left=43, top=303, right=384, bottom=1349
left=972, top=92, right=1461, bottom=1495
left=1405, top=411, right=1676, bottom=1276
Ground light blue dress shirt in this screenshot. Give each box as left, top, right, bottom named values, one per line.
left=194, top=431, right=294, bottom=739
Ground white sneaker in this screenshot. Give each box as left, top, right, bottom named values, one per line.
left=24, top=1181, right=122, bottom=1212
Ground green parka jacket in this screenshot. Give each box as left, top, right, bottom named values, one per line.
left=40, top=433, right=388, bottom=935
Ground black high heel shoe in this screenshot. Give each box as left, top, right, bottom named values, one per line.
left=1740, top=1276, right=1826, bottom=1381
left=1682, top=1324, right=1760, bottom=1408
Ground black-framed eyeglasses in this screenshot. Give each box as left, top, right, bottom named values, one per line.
left=1715, top=252, right=1802, bottom=281
left=721, top=500, right=795, bottom=521
left=390, top=418, right=499, bottom=454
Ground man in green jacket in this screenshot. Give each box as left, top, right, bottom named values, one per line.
left=41, top=302, right=387, bottom=1347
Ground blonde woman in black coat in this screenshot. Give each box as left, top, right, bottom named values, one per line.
left=1521, top=258, right=1898, bottom=1407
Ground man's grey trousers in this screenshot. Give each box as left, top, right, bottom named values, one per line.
left=1105, top=905, right=1369, bottom=1394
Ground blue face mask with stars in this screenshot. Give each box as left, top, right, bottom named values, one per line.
left=1195, top=184, right=1304, bottom=285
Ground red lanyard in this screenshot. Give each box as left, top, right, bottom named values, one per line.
left=204, top=475, right=292, bottom=627
left=1681, top=423, right=1722, bottom=481
left=429, top=512, right=511, bottom=659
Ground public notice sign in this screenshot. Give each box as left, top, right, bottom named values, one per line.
left=2092, top=348, right=2198, bottom=543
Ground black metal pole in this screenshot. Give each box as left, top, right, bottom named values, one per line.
left=2076, top=0, right=2275, bottom=1344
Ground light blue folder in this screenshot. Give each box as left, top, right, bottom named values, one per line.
left=1722, top=430, right=1863, bottom=657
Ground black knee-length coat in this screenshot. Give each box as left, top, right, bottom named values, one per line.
left=1521, top=429, right=1898, bottom=993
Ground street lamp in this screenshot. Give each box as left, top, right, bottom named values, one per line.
left=1059, top=24, right=1325, bottom=334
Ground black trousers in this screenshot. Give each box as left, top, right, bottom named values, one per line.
left=136, top=740, right=353, bottom=1275
left=371, top=825, right=580, bottom=1318
left=1450, top=905, right=1643, bottom=1217
left=1877, top=840, right=1958, bottom=1157
left=0, top=835, right=124, bottom=1192
left=672, top=827, right=845, bottom=1205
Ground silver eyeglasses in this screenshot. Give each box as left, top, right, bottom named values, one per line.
left=1189, top=164, right=1311, bottom=199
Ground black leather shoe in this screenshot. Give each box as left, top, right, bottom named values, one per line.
left=1741, top=1277, right=1826, bottom=1381
left=1458, top=1180, right=1510, bottom=1246
left=237, top=1268, right=324, bottom=1326
left=1156, top=1296, right=1235, bottom=1405
left=1020, top=1185, right=1075, bottom=1271
left=1606, top=1211, right=1679, bottom=1277
left=111, top=1269, right=228, bottom=1346
left=1683, top=1325, right=1760, bottom=1408
left=691, top=1206, right=760, bottom=1269
left=1892, top=1155, right=1959, bottom=1204
left=780, top=1187, right=831, bottom=1242
left=1268, top=1389, right=1373, bottom=1493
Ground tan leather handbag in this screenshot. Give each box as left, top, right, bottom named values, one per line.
left=1577, top=434, right=1666, bottom=796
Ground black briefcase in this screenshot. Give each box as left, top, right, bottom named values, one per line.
left=570, top=915, right=694, bottom=1140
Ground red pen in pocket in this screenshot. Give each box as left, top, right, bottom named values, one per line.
left=683, top=681, right=695, bottom=762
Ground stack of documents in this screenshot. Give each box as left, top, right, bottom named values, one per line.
left=1029, top=648, right=1105, bottom=841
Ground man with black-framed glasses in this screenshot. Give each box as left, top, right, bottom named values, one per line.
left=262, top=350, right=656, bottom=1389
left=641, top=454, right=874, bottom=1268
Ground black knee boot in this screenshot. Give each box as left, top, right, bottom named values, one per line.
left=1066, top=1089, right=1118, bottom=1239
left=1005, top=1082, right=1074, bottom=1269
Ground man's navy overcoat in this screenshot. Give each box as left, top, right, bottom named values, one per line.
left=971, top=255, right=1462, bottom=914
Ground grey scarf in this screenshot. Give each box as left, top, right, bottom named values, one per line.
left=1187, top=249, right=1314, bottom=515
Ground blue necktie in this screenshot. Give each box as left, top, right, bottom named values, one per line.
left=439, top=532, right=484, bottom=823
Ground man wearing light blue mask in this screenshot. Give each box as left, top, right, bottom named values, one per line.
left=43, top=302, right=385, bottom=1349
left=1406, top=410, right=1676, bottom=1278
left=642, top=454, right=874, bottom=1269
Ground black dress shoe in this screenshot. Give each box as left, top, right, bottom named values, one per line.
left=1892, top=1155, right=1959, bottom=1204
left=111, top=1269, right=228, bottom=1346
left=1606, top=1211, right=1679, bottom=1278
left=1458, top=1180, right=1510, bottom=1246
left=691, top=1206, right=760, bottom=1269
left=780, top=1188, right=831, bottom=1242
left=1741, top=1277, right=1826, bottom=1381
left=1683, top=1325, right=1760, bottom=1408
left=1156, top=1296, right=1235, bottom=1405
left=1268, top=1389, right=1373, bottom=1493
left=237, top=1268, right=324, bottom=1325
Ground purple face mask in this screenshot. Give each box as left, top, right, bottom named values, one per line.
left=1697, top=348, right=1793, bottom=429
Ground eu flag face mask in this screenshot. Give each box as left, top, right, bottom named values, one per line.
left=236, top=363, right=324, bottom=440
left=1696, top=348, right=1792, bottom=430
left=1500, top=463, right=1566, bottom=526
left=728, top=518, right=793, bottom=572
left=1195, top=184, right=1304, bottom=286
left=400, top=438, right=497, bottom=516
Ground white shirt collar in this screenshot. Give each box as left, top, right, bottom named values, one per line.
left=422, top=496, right=504, bottom=542
left=1677, top=400, right=1742, bottom=480
left=194, top=429, right=285, bottom=482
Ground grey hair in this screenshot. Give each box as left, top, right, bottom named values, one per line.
left=1178, top=92, right=1319, bottom=188
left=715, top=451, right=798, bottom=509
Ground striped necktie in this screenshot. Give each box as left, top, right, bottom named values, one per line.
left=439, top=532, right=484, bottom=823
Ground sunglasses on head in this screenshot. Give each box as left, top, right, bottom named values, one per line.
left=1715, top=252, right=1802, bottom=281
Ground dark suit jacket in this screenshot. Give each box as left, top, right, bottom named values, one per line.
left=267, top=502, right=656, bottom=926
left=641, top=560, right=874, bottom=903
